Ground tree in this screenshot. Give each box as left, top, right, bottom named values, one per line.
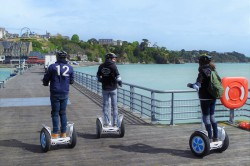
left=140, top=39, right=150, bottom=51
left=87, top=38, right=98, bottom=45
left=71, top=34, right=80, bottom=43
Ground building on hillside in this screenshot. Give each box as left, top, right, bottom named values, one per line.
left=0, top=55, right=5, bottom=63
left=98, top=39, right=123, bottom=46
left=0, top=41, right=33, bottom=63
left=39, top=32, right=51, bottom=39
left=29, top=51, right=45, bottom=59
left=0, top=27, right=7, bottom=39
left=69, top=53, right=88, bottom=61
left=117, top=40, right=123, bottom=46
left=6, top=33, right=19, bottom=38
left=0, top=43, right=4, bottom=55
left=145, top=41, right=151, bottom=47
left=50, top=35, right=70, bottom=40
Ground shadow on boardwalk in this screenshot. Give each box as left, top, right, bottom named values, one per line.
left=110, top=143, right=193, bottom=158
left=0, top=139, right=41, bottom=154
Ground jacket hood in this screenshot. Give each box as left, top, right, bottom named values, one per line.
left=104, top=59, right=115, bottom=66
left=198, top=64, right=210, bottom=72
left=57, top=59, right=68, bottom=64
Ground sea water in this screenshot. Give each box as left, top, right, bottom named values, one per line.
left=0, top=68, right=14, bottom=82
left=74, top=63, right=250, bottom=123
left=74, top=63, right=250, bottom=91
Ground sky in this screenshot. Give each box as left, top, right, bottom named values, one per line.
left=1, top=0, right=250, bottom=56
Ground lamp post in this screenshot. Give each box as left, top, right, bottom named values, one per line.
left=19, top=42, right=22, bottom=75
left=19, top=29, right=22, bottom=75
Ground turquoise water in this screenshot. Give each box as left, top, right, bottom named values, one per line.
left=74, top=63, right=250, bottom=91
left=0, top=68, right=14, bottom=82
left=75, top=63, right=249, bottom=123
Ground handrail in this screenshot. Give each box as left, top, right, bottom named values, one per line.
left=122, top=82, right=195, bottom=93
left=74, top=71, right=250, bottom=125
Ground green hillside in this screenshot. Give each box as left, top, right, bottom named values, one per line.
left=19, top=35, right=250, bottom=64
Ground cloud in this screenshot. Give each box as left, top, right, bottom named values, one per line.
left=1, top=0, right=250, bottom=55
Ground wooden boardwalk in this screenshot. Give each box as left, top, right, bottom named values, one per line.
left=0, top=66, right=249, bottom=166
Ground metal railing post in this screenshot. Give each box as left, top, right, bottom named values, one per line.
left=87, top=75, right=90, bottom=89
left=97, top=81, right=101, bottom=95
left=151, top=91, right=156, bottom=123
left=130, top=86, right=134, bottom=112
left=170, top=92, right=174, bottom=125
left=91, top=75, right=94, bottom=91
left=229, top=109, right=234, bottom=124
left=123, top=89, right=125, bottom=105
left=141, top=95, right=143, bottom=118
left=81, top=72, right=83, bottom=85
left=83, top=73, right=86, bottom=86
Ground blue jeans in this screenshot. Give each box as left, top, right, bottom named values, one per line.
left=102, top=89, right=118, bottom=125
left=50, top=94, right=68, bottom=134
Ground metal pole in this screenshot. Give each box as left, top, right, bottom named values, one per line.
left=151, top=91, right=156, bottom=123
left=229, top=109, right=234, bottom=124
left=130, top=86, right=134, bottom=112
left=19, top=42, right=21, bottom=75
left=170, top=92, right=174, bottom=125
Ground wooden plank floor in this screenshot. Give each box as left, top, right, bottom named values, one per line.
left=0, top=66, right=249, bottom=166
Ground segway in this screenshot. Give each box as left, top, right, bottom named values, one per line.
left=188, top=89, right=229, bottom=157
left=189, top=124, right=229, bottom=157
left=40, top=122, right=77, bottom=152
left=96, top=114, right=125, bottom=138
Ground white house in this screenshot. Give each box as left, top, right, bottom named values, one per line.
left=0, top=28, right=7, bottom=39
left=0, top=55, right=5, bottom=63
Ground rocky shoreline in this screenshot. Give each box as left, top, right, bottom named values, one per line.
left=74, top=61, right=101, bottom=67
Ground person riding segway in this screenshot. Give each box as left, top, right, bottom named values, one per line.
left=96, top=53, right=124, bottom=138
left=40, top=51, right=77, bottom=152
left=187, top=54, right=229, bottom=157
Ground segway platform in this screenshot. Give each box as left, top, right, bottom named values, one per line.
left=40, top=122, right=77, bottom=152
left=96, top=114, right=125, bottom=138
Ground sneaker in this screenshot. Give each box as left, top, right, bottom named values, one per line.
left=51, top=133, right=59, bottom=139
left=60, top=133, right=67, bottom=138
left=209, top=139, right=213, bottom=143
left=113, top=124, right=117, bottom=128
left=213, top=138, right=219, bottom=142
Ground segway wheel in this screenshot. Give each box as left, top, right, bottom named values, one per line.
left=96, top=119, right=102, bottom=138
left=68, top=127, right=77, bottom=149
left=40, top=128, right=51, bottom=152
left=216, top=131, right=229, bottom=153
left=119, top=120, right=125, bottom=138
left=189, top=131, right=210, bottom=157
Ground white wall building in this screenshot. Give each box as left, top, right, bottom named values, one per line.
left=98, top=39, right=123, bottom=46
left=0, top=28, right=7, bottom=39
left=0, top=55, right=5, bottom=63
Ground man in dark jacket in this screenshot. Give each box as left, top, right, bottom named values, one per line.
left=97, top=53, right=122, bottom=127
left=43, top=51, right=74, bottom=139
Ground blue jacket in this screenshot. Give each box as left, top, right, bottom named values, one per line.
left=43, top=60, right=74, bottom=95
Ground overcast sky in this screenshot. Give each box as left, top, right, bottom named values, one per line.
left=1, top=0, right=250, bottom=56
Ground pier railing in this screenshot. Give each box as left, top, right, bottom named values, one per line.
left=74, top=71, right=250, bottom=125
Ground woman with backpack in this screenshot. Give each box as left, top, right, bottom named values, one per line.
left=187, top=54, right=219, bottom=142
